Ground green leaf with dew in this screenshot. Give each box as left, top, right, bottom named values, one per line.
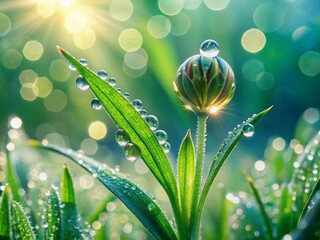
left=45, top=187, right=61, bottom=240
left=0, top=185, right=11, bottom=239
left=11, top=200, right=36, bottom=240
left=57, top=46, right=177, bottom=202
left=31, top=141, right=178, bottom=240
left=177, top=130, right=195, bottom=229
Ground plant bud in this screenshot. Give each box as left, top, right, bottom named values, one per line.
left=174, top=40, right=235, bottom=115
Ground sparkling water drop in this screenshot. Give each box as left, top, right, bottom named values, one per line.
left=115, top=129, right=130, bottom=146
left=148, top=203, right=154, bottom=211
left=124, top=143, right=140, bottom=161
left=68, top=62, right=76, bottom=71
left=162, top=142, right=171, bottom=153
left=97, top=70, right=108, bottom=80
left=200, top=39, right=219, bottom=58
left=139, top=109, right=147, bottom=118
left=91, top=99, right=102, bottom=110
left=79, top=58, right=88, bottom=66
left=116, top=88, right=122, bottom=93
left=76, top=75, right=89, bottom=90
left=123, top=92, right=130, bottom=100
left=243, top=124, right=254, bottom=137
left=145, top=115, right=159, bottom=131
left=108, top=77, right=116, bottom=86
left=132, top=99, right=143, bottom=110
left=155, top=130, right=167, bottom=144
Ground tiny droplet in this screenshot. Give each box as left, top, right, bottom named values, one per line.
left=91, top=99, right=102, bottom=110
left=145, top=115, right=159, bottom=131
left=155, top=130, right=168, bottom=144
left=139, top=109, right=147, bottom=118
left=243, top=124, right=254, bottom=137
left=79, top=58, right=88, bottom=66
left=162, top=142, right=171, bottom=153
left=108, top=77, right=116, bottom=86
left=200, top=39, right=219, bottom=58
left=97, top=70, right=108, bottom=80
left=123, top=92, right=130, bottom=100
left=124, top=143, right=140, bottom=161
left=76, top=75, right=89, bottom=90
left=132, top=99, right=143, bottom=110
left=148, top=203, right=154, bottom=211
left=68, top=62, right=76, bottom=71
left=115, top=129, right=130, bottom=146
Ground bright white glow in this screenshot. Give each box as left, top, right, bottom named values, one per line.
left=60, top=0, right=73, bottom=6
left=185, top=105, right=192, bottom=111
left=10, top=117, right=22, bottom=129
left=254, top=160, right=266, bottom=171
left=210, top=106, right=219, bottom=114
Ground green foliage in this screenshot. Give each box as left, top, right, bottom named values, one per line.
left=0, top=185, right=11, bottom=239
left=45, top=187, right=61, bottom=240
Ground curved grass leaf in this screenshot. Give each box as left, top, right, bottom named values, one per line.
left=11, top=200, right=36, bottom=240
left=31, top=141, right=178, bottom=240
left=245, top=174, right=274, bottom=240
left=177, top=130, right=195, bottom=228
left=192, top=107, right=272, bottom=236
left=57, top=47, right=177, bottom=200
left=45, top=187, right=61, bottom=239
left=60, top=165, right=92, bottom=240
left=0, top=185, right=11, bottom=239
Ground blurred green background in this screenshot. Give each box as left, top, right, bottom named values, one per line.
left=0, top=0, right=319, bottom=238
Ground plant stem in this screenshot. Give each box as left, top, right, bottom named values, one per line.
left=189, top=113, right=208, bottom=239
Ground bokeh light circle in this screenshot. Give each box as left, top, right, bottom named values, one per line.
left=256, top=72, right=275, bottom=91
left=109, top=0, right=133, bottom=21
left=298, top=51, right=320, bottom=77
left=184, top=0, right=203, bottom=10
left=147, top=15, right=171, bottom=38
left=50, top=59, right=71, bottom=81
left=34, top=77, right=53, bottom=98
left=241, top=28, right=266, bottom=53
left=0, top=13, right=11, bottom=36
left=23, top=41, right=44, bottom=61
left=88, top=121, right=107, bottom=140
left=204, top=0, right=230, bottom=11
left=19, top=70, right=38, bottom=85
left=73, top=27, right=96, bottom=49
left=65, top=11, right=87, bottom=34
left=253, top=2, right=285, bottom=33
left=158, top=0, right=184, bottom=16
left=37, top=0, right=56, bottom=18
left=242, top=59, right=264, bottom=81
left=2, top=49, right=22, bottom=69
left=44, top=89, right=68, bottom=112
left=124, top=48, right=148, bottom=70
left=169, top=12, right=191, bottom=36
left=118, top=28, right=143, bottom=52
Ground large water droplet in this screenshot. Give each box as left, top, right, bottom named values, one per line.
left=124, top=143, right=140, bottom=161
left=91, top=99, right=102, bottom=110
left=97, top=70, right=108, bottom=80
left=68, top=62, right=76, bottom=71
left=108, top=77, right=116, bottom=86
left=243, top=124, right=254, bottom=137
left=76, top=75, right=89, bottom=90
left=200, top=39, right=219, bottom=58
left=162, top=142, right=171, bottom=153
left=79, top=58, right=88, bottom=66
left=139, top=109, right=147, bottom=118
left=115, top=129, right=130, bottom=146
left=132, top=99, right=143, bottom=110
left=155, top=130, right=167, bottom=144
left=145, top=115, right=159, bottom=131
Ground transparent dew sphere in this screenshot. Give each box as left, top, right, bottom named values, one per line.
left=132, top=99, right=143, bottom=110
left=79, top=58, right=88, bottom=66
left=145, top=115, right=159, bottom=131
left=243, top=124, right=255, bottom=137
left=115, top=129, right=130, bottom=146
left=108, top=77, right=116, bottom=87
left=68, top=62, right=76, bottom=71
left=91, top=98, right=102, bottom=110
left=200, top=39, right=220, bottom=58
left=97, top=70, right=108, bottom=80
left=162, top=142, right=171, bottom=153
left=124, top=143, right=141, bottom=161
left=154, top=130, right=168, bottom=144
left=76, top=75, right=89, bottom=91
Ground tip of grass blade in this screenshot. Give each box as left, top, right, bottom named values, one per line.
left=56, top=46, right=65, bottom=55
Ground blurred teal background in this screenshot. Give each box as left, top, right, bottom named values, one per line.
left=0, top=0, right=320, bottom=238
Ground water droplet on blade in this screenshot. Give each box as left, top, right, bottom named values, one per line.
left=162, top=142, right=171, bottom=153
left=200, top=39, right=219, bottom=58
left=68, top=62, right=76, bottom=71
left=79, top=58, right=88, bottom=66
left=145, top=115, right=159, bottom=131
left=76, top=75, right=89, bottom=90
left=108, top=77, right=116, bottom=86
left=115, top=129, right=130, bottom=146
left=243, top=124, right=254, bottom=137
left=91, top=98, right=102, bottom=110
left=124, top=143, right=140, bottom=161
left=97, top=70, right=108, bottom=80
left=155, top=130, right=168, bottom=144
left=132, top=99, right=143, bottom=110
left=139, top=109, right=147, bottom=118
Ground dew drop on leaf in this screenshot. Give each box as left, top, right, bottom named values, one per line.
left=132, top=99, right=143, bottom=110
left=124, top=143, right=140, bottom=161
left=139, top=109, right=147, bottom=118
left=148, top=203, right=154, bottom=211
left=76, top=75, right=89, bottom=90
left=162, top=142, right=171, bottom=153
left=68, top=62, right=76, bottom=71
left=79, top=58, right=88, bottom=66
left=199, top=39, right=219, bottom=58
left=155, top=130, right=168, bottom=144
left=115, top=129, right=130, bottom=146
left=97, top=70, right=108, bottom=80
left=145, top=115, right=159, bottom=131
left=108, top=77, right=116, bottom=86
left=243, top=124, right=255, bottom=137
left=91, top=98, right=102, bottom=110
left=123, top=92, right=130, bottom=100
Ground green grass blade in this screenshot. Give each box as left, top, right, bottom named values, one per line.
left=0, top=185, right=11, bottom=239
left=245, top=174, right=274, bottom=240
left=177, top=130, right=195, bottom=229
left=57, top=47, right=177, bottom=200
left=45, top=187, right=61, bottom=240
left=31, top=141, right=178, bottom=240
left=277, top=184, right=294, bottom=238
left=11, top=200, right=36, bottom=240
left=61, top=164, right=76, bottom=205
